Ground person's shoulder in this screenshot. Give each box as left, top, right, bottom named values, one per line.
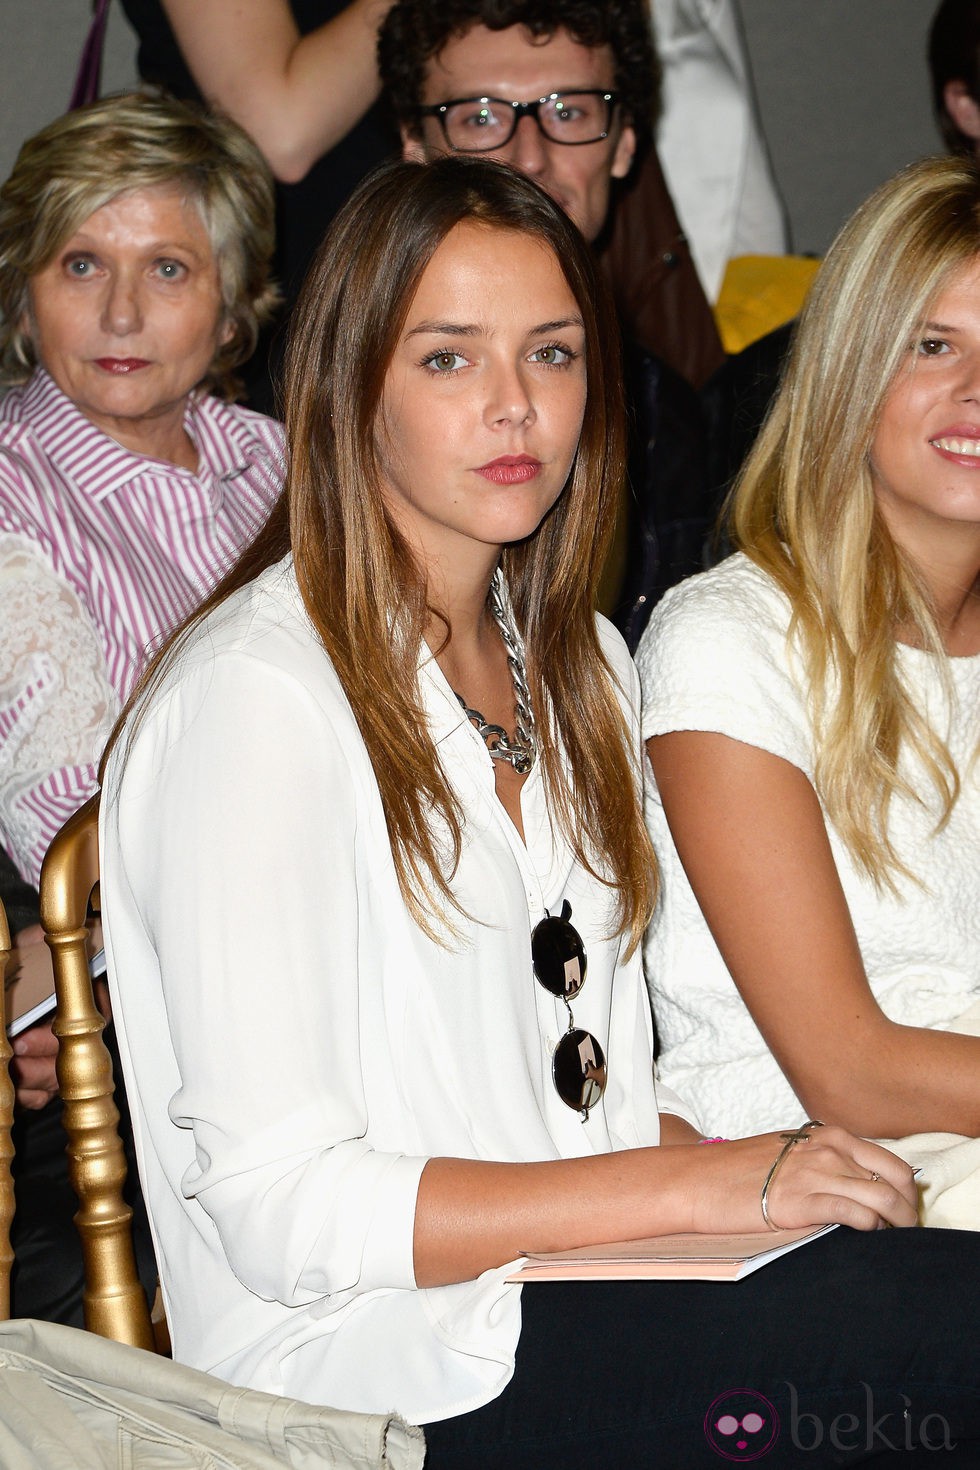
left=227, top=400, right=286, bottom=453
left=664, top=551, right=785, bottom=612
left=635, top=552, right=793, bottom=697
left=0, top=383, right=36, bottom=458
left=109, top=560, right=365, bottom=799
left=0, top=392, right=49, bottom=529
left=191, top=395, right=286, bottom=493
left=176, top=557, right=314, bottom=673
left=128, top=559, right=355, bottom=761
left=645, top=553, right=787, bottom=647
left=595, top=610, right=634, bottom=671
left=198, top=394, right=285, bottom=451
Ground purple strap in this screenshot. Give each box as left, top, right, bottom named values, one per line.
left=68, top=0, right=112, bottom=111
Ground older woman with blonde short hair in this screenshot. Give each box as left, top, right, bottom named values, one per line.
left=0, top=90, right=284, bottom=1324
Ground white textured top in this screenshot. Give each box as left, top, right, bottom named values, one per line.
left=636, top=553, right=980, bottom=1137
left=100, top=557, right=695, bottom=1425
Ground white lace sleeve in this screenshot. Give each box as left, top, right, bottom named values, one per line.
left=0, top=536, right=118, bottom=886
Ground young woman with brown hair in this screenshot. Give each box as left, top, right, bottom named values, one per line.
left=100, top=157, right=979, bottom=1467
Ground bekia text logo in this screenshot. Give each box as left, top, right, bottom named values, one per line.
left=704, top=1389, right=779, bottom=1461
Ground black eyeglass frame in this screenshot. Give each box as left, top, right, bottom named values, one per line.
left=531, top=901, right=607, bottom=1121
left=417, top=90, right=620, bottom=152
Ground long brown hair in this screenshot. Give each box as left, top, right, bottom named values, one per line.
left=731, top=155, right=980, bottom=888
left=107, top=158, right=655, bottom=946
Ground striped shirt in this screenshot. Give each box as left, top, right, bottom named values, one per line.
left=0, top=369, right=285, bottom=886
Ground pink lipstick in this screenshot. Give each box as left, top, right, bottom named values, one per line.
left=94, top=358, right=151, bottom=373
left=476, top=455, right=541, bottom=485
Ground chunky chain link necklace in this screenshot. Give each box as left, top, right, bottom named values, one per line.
left=454, top=570, right=537, bottom=775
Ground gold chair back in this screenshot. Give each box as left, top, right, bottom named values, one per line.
left=39, top=794, right=155, bottom=1350
left=0, top=899, right=14, bottom=1319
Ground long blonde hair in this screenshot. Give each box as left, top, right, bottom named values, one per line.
left=732, top=155, right=980, bottom=889
left=106, top=158, right=656, bottom=947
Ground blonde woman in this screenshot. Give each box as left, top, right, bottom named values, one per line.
left=638, top=157, right=980, bottom=1204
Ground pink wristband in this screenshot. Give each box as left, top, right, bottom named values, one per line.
left=698, top=1136, right=729, bottom=1144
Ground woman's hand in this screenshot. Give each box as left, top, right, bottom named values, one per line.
left=11, top=1022, right=59, bottom=1111
left=9, top=924, right=57, bottom=1108
left=9, top=919, right=108, bottom=1110
left=686, top=1125, right=918, bottom=1235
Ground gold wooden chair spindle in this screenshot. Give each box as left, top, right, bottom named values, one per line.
left=0, top=899, right=15, bottom=1320
left=39, top=793, right=154, bottom=1350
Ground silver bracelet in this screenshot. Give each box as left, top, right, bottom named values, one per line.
left=760, top=1120, right=824, bottom=1231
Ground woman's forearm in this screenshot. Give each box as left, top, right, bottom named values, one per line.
left=797, top=1019, right=980, bottom=1140
left=412, top=1129, right=917, bottom=1288
left=161, top=0, right=395, bottom=182
left=649, top=730, right=980, bottom=1141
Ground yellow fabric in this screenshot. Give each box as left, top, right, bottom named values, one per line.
left=714, top=254, right=821, bottom=354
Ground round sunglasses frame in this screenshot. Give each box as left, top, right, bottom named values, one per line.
left=531, top=902, right=607, bottom=1120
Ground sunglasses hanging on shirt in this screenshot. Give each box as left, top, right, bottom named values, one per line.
left=531, top=901, right=607, bottom=1121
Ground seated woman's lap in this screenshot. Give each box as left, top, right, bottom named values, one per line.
left=423, top=1227, right=980, bottom=1468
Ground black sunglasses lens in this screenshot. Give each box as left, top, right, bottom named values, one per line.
left=531, top=913, right=587, bottom=999
left=553, top=1028, right=606, bottom=1113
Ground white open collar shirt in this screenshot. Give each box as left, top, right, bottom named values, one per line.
left=100, top=556, right=692, bottom=1424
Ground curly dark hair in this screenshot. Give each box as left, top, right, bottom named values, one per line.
left=378, top=0, right=660, bottom=144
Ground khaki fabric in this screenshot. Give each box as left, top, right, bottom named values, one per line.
left=0, top=1320, right=424, bottom=1470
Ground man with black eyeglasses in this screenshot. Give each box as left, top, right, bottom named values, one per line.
left=393, top=18, right=636, bottom=247
left=379, top=0, right=718, bottom=647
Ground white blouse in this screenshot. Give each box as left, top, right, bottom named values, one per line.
left=100, top=556, right=693, bottom=1425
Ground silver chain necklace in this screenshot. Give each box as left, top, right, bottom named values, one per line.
left=454, top=570, right=537, bottom=775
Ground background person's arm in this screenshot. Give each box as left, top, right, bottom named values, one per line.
left=0, top=524, right=117, bottom=1110
left=160, top=0, right=395, bottom=182
left=648, top=729, right=980, bottom=1139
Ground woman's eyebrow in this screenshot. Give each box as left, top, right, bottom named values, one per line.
left=529, top=317, right=585, bottom=334
left=405, top=315, right=585, bottom=339
left=405, top=320, right=482, bottom=338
